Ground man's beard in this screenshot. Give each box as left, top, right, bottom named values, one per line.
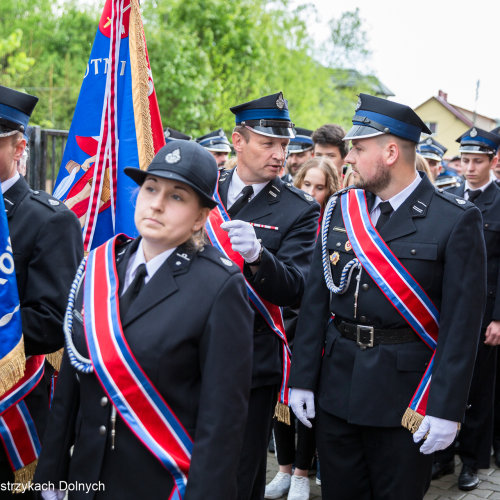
left=354, top=161, right=391, bottom=194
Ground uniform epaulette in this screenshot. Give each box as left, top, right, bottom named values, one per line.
left=218, top=169, right=232, bottom=183
left=283, top=182, right=317, bottom=204
left=333, top=185, right=355, bottom=197
left=29, top=189, right=67, bottom=212
left=199, top=245, right=240, bottom=274
left=434, top=188, right=472, bottom=210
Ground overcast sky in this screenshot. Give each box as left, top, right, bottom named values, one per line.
left=304, top=0, right=500, bottom=121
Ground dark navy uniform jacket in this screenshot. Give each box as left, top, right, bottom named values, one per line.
left=0, top=177, right=82, bottom=488
left=289, top=174, right=487, bottom=427
left=34, top=238, right=254, bottom=500
left=218, top=169, right=319, bottom=387
left=447, top=181, right=500, bottom=327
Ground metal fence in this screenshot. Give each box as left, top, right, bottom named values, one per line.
left=27, top=126, right=69, bottom=193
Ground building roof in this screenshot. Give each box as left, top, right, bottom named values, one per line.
left=415, top=90, right=497, bottom=128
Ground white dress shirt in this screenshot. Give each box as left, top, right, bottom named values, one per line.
left=464, top=179, right=492, bottom=200
left=370, top=173, right=421, bottom=226
left=227, top=168, right=268, bottom=209
left=1, top=172, right=20, bottom=194
left=122, top=240, right=175, bottom=294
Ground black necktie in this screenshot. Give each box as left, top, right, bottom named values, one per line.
left=467, top=189, right=482, bottom=203
left=228, top=185, right=254, bottom=218
left=119, top=263, right=147, bottom=317
left=375, top=201, right=393, bottom=231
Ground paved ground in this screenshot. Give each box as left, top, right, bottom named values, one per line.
left=266, top=453, right=500, bottom=499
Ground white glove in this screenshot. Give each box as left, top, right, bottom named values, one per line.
left=290, top=388, right=315, bottom=428
left=220, top=220, right=261, bottom=263
left=41, top=490, right=66, bottom=500
left=413, top=415, right=459, bottom=454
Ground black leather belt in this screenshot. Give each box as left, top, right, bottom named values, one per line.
left=334, top=318, right=418, bottom=349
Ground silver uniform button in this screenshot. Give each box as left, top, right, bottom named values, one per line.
left=99, top=425, right=107, bottom=435
left=361, top=283, right=369, bottom=291
left=410, top=249, right=417, bottom=255
left=100, top=396, right=108, bottom=407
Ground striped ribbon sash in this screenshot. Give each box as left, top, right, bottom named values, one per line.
left=83, top=236, right=193, bottom=498
left=0, top=355, right=45, bottom=485
left=206, top=187, right=292, bottom=425
left=340, top=189, right=440, bottom=432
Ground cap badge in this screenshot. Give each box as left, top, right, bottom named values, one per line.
left=470, top=128, right=477, bottom=138
left=276, top=94, right=285, bottom=110
left=165, top=148, right=181, bottom=164
left=355, top=97, right=362, bottom=111
left=164, top=129, right=171, bottom=138
left=426, top=138, right=433, bottom=145
left=218, top=129, right=225, bottom=137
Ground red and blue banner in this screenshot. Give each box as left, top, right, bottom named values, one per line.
left=340, top=189, right=439, bottom=432
left=53, top=0, right=165, bottom=251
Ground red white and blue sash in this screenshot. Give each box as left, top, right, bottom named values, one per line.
left=206, top=185, right=292, bottom=423
left=0, top=355, right=45, bottom=483
left=83, top=236, right=192, bottom=499
left=340, top=189, right=439, bottom=431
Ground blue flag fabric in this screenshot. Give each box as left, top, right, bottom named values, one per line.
left=53, top=0, right=165, bottom=251
left=0, top=185, right=24, bottom=393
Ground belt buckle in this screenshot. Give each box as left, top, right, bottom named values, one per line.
left=356, top=325, right=374, bottom=349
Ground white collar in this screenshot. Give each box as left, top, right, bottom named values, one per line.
left=372, top=173, right=421, bottom=214
left=1, top=172, right=20, bottom=194
left=464, top=179, right=492, bottom=193
left=227, top=168, right=269, bottom=209
left=122, top=240, right=175, bottom=293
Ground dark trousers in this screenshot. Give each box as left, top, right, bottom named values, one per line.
left=237, top=385, right=277, bottom=500
left=316, top=406, right=433, bottom=500
left=436, top=340, right=496, bottom=469
left=273, top=413, right=315, bottom=470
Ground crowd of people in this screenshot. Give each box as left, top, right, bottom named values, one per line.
left=1, top=82, right=500, bottom=500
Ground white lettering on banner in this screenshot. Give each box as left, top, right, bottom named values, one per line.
left=83, top=58, right=127, bottom=78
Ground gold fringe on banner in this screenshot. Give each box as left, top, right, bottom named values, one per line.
left=46, top=348, right=64, bottom=372
left=0, top=337, right=25, bottom=397
left=401, top=407, right=424, bottom=433
left=129, top=0, right=155, bottom=171
left=274, top=402, right=291, bottom=425
left=13, top=460, right=37, bottom=494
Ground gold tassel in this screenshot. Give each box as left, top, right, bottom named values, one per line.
left=274, top=402, right=291, bottom=425
left=0, top=337, right=25, bottom=397
left=401, top=407, right=424, bottom=433
left=46, top=348, right=64, bottom=372
left=13, top=460, right=37, bottom=493
left=129, top=0, right=155, bottom=171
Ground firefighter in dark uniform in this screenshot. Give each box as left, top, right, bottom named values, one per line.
left=417, top=136, right=462, bottom=189
left=281, top=127, right=314, bottom=184
left=0, top=85, right=83, bottom=498
left=196, top=128, right=232, bottom=169
left=34, top=140, right=254, bottom=499
left=216, top=92, right=319, bottom=500
left=163, top=126, right=192, bottom=144
left=433, top=127, right=500, bottom=490
left=289, top=94, right=487, bottom=500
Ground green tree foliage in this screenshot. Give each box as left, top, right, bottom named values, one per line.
left=0, top=30, right=35, bottom=87
left=0, top=0, right=386, bottom=135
